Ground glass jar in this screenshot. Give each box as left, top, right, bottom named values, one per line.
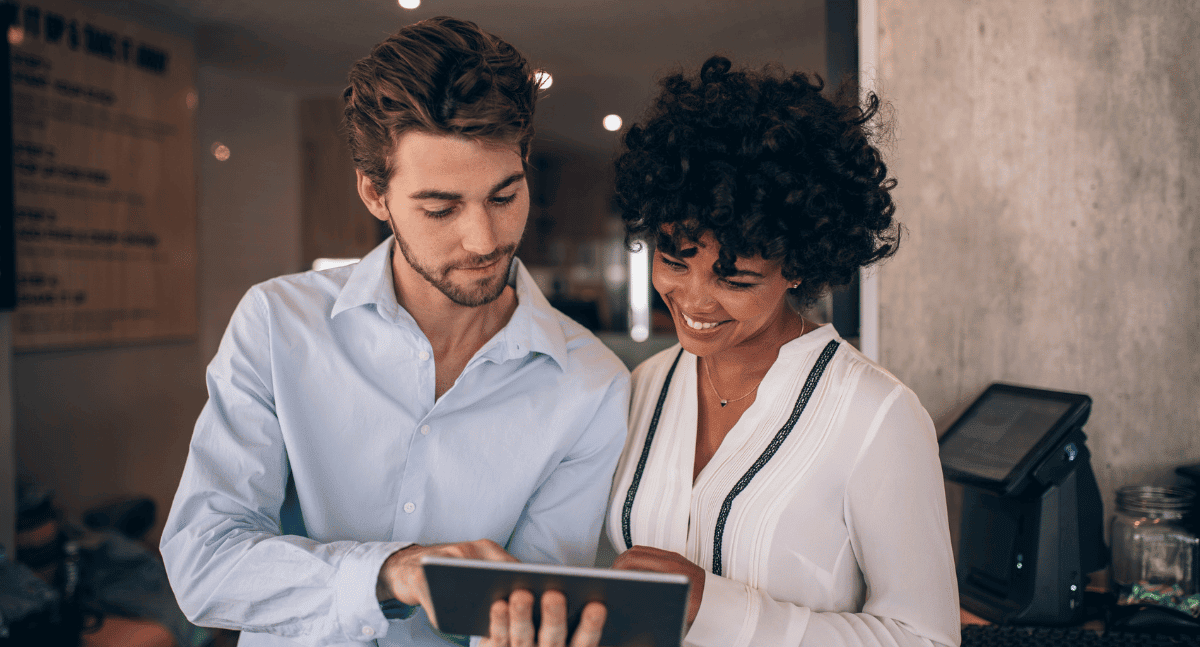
left=1110, top=485, right=1200, bottom=617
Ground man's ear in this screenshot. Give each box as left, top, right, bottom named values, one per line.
left=356, top=170, right=390, bottom=222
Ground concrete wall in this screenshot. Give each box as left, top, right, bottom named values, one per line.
left=876, top=0, right=1200, bottom=542
left=13, top=66, right=301, bottom=541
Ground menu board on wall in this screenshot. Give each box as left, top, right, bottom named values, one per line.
left=8, top=0, right=196, bottom=350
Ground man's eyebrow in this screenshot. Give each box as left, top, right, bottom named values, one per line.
left=407, top=172, right=525, bottom=201
left=409, top=188, right=461, bottom=201
left=489, top=172, right=525, bottom=195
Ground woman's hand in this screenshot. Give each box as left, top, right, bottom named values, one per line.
left=611, top=545, right=705, bottom=624
left=480, top=589, right=606, bottom=647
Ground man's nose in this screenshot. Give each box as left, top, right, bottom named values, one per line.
left=459, top=204, right=499, bottom=256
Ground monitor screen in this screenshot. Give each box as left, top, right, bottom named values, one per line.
left=940, top=391, right=1074, bottom=483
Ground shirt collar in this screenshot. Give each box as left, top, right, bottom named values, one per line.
left=331, top=237, right=403, bottom=321
left=500, top=257, right=569, bottom=370
left=331, top=237, right=569, bottom=369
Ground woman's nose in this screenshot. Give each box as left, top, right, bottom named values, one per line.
left=671, top=274, right=715, bottom=312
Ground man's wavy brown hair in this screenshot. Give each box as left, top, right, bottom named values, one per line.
left=343, top=16, right=538, bottom=194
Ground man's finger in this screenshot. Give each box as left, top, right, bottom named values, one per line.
left=450, top=539, right=518, bottom=563
left=537, top=590, right=568, bottom=647
left=568, top=602, right=606, bottom=647
left=508, top=589, right=536, bottom=647
left=474, top=539, right=520, bottom=562
left=484, top=599, right=510, bottom=647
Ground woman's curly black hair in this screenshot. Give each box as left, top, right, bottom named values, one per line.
left=615, top=55, right=900, bottom=308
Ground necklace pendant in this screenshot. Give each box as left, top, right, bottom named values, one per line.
left=720, top=400, right=728, bottom=407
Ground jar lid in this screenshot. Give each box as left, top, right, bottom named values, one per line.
left=1116, top=485, right=1195, bottom=516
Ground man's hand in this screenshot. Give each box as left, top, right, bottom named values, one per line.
left=376, top=539, right=517, bottom=619
left=612, top=545, right=704, bottom=624
left=481, top=589, right=606, bottom=647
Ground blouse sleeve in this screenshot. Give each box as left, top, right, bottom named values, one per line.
left=683, top=387, right=961, bottom=647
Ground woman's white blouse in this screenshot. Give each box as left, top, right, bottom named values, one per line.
left=606, top=325, right=961, bottom=647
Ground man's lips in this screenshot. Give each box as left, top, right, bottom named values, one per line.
left=458, top=259, right=500, bottom=271
left=454, top=253, right=507, bottom=273
left=452, top=247, right=516, bottom=274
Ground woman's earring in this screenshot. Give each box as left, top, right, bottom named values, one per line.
left=790, top=282, right=800, bottom=290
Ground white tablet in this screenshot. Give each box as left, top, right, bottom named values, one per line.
left=420, top=556, right=690, bottom=647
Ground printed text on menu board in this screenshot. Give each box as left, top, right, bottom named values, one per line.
left=9, top=0, right=197, bottom=350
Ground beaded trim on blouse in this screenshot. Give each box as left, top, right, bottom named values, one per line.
left=621, top=340, right=841, bottom=578
left=621, top=348, right=685, bottom=550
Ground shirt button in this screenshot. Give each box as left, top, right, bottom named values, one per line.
left=419, top=351, right=430, bottom=361
left=404, top=502, right=415, bottom=513
left=420, top=425, right=430, bottom=435
left=362, top=626, right=375, bottom=636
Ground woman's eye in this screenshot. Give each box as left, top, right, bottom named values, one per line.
left=660, top=257, right=686, bottom=270
left=722, top=279, right=755, bottom=290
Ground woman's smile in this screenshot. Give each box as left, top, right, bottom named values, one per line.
left=652, top=234, right=801, bottom=359
left=681, top=312, right=728, bottom=331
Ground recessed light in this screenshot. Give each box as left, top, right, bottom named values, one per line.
left=603, top=114, right=622, bottom=131
left=534, top=70, right=553, bottom=90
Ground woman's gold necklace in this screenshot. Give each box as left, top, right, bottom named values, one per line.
left=704, top=357, right=759, bottom=408
left=702, top=317, right=810, bottom=408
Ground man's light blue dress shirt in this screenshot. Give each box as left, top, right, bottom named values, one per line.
left=160, top=238, right=630, bottom=647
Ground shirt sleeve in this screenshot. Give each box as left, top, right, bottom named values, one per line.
left=159, top=288, right=411, bottom=646
left=683, top=387, right=961, bottom=647
left=505, top=370, right=631, bottom=568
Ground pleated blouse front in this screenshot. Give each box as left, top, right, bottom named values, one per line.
left=607, top=325, right=961, bottom=647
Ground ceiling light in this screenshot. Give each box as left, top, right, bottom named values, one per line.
left=398, top=0, right=420, bottom=8
left=534, top=70, right=552, bottom=90
left=211, top=142, right=231, bottom=161
left=603, top=114, right=622, bottom=132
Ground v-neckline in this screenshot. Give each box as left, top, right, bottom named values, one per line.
left=684, top=325, right=836, bottom=490
left=686, top=351, right=771, bottom=489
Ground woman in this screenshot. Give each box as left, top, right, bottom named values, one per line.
left=606, top=57, right=961, bottom=647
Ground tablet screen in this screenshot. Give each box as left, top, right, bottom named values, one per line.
left=939, top=390, right=1073, bottom=483
left=421, top=557, right=690, bottom=647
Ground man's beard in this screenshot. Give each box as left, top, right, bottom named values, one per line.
left=389, top=219, right=517, bottom=308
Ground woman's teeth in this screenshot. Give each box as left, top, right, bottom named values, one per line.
left=683, top=313, right=721, bottom=330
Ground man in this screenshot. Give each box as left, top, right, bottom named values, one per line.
left=161, top=17, right=628, bottom=647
